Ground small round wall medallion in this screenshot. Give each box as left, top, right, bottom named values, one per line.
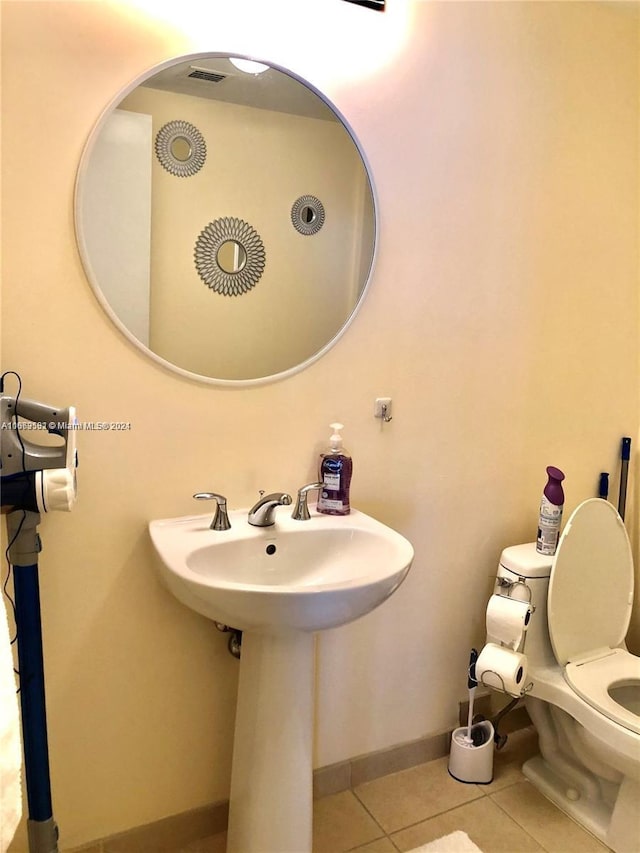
left=291, top=195, right=325, bottom=236
left=194, top=217, right=266, bottom=296
left=155, top=120, right=207, bottom=177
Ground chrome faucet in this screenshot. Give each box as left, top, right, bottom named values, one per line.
left=291, top=482, right=324, bottom=521
left=193, top=492, right=231, bottom=530
left=248, top=492, right=292, bottom=527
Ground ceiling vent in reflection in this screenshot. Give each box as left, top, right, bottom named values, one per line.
left=188, top=67, right=227, bottom=83
left=342, top=0, right=385, bottom=10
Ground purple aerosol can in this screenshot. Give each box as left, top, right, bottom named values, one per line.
left=536, top=466, right=565, bottom=556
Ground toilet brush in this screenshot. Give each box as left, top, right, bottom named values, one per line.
left=448, top=648, right=495, bottom=783
left=464, top=648, right=484, bottom=746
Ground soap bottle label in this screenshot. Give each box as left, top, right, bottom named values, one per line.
left=319, top=494, right=345, bottom=511
left=319, top=469, right=347, bottom=511
left=322, top=472, right=340, bottom=490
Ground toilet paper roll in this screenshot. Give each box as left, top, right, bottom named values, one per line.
left=476, top=643, right=528, bottom=697
left=486, top=594, right=532, bottom=650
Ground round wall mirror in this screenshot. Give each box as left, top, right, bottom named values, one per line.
left=75, top=53, right=377, bottom=385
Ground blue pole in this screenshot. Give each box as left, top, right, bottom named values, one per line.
left=13, top=562, right=54, bottom=823
left=6, top=509, right=59, bottom=853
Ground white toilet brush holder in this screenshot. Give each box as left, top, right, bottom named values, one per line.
left=448, top=721, right=495, bottom=784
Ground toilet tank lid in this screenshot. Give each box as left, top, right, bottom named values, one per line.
left=499, top=543, right=552, bottom=578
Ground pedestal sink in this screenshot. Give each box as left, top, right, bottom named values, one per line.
left=149, top=505, right=414, bottom=853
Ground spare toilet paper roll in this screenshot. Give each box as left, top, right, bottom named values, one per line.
left=486, top=594, right=532, bottom=650
left=476, top=642, right=528, bottom=696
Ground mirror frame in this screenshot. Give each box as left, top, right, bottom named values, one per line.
left=74, top=52, right=379, bottom=387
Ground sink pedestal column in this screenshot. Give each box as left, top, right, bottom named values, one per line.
left=227, top=630, right=315, bottom=853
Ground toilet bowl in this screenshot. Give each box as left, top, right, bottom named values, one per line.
left=491, top=499, right=640, bottom=853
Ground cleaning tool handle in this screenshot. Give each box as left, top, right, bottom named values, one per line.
left=468, top=648, right=478, bottom=688
left=618, top=437, right=631, bottom=521
left=598, top=473, right=609, bottom=500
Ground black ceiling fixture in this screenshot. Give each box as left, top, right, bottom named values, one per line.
left=342, top=0, right=385, bottom=11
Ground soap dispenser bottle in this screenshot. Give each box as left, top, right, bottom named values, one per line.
left=536, top=465, right=565, bottom=555
left=317, top=423, right=352, bottom=516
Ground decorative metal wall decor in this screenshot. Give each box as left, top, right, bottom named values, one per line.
left=155, top=120, right=207, bottom=177
left=291, top=195, right=325, bottom=236
left=194, top=217, right=266, bottom=296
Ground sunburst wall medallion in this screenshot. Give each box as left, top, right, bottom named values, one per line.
left=194, top=217, right=266, bottom=296
left=155, top=120, right=207, bottom=177
left=291, top=195, right=326, bottom=236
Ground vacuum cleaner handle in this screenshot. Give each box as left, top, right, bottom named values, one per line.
left=1, top=395, right=77, bottom=474
left=1, top=394, right=78, bottom=512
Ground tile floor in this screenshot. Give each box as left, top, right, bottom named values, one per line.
left=174, top=728, right=610, bottom=853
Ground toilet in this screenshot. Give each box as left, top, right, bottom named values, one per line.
left=491, top=498, right=640, bottom=853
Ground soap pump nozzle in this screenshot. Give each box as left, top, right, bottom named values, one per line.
left=329, top=422, right=344, bottom=451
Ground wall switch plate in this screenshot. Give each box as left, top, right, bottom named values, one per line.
left=374, top=397, right=392, bottom=420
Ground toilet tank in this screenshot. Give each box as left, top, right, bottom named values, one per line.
left=493, top=544, right=556, bottom=668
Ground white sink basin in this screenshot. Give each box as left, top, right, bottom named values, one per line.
left=149, top=503, right=413, bottom=853
left=149, top=506, right=413, bottom=633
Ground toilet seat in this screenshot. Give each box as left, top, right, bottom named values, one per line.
left=565, top=647, right=640, bottom=735
left=548, top=498, right=634, bottom=666
left=546, top=498, right=638, bottom=733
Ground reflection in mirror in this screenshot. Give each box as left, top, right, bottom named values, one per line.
left=154, top=119, right=206, bottom=177
left=194, top=216, right=266, bottom=296
left=170, top=136, right=193, bottom=162
left=217, top=240, right=247, bottom=274
left=75, top=54, right=376, bottom=384
left=291, top=194, right=326, bottom=236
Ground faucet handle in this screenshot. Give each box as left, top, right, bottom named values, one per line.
left=292, top=482, right=324, bottom=521
left=193, top=492, right=231, bottom=531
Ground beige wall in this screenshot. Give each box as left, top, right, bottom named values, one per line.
left=1, top=0, right=638, bottom=847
